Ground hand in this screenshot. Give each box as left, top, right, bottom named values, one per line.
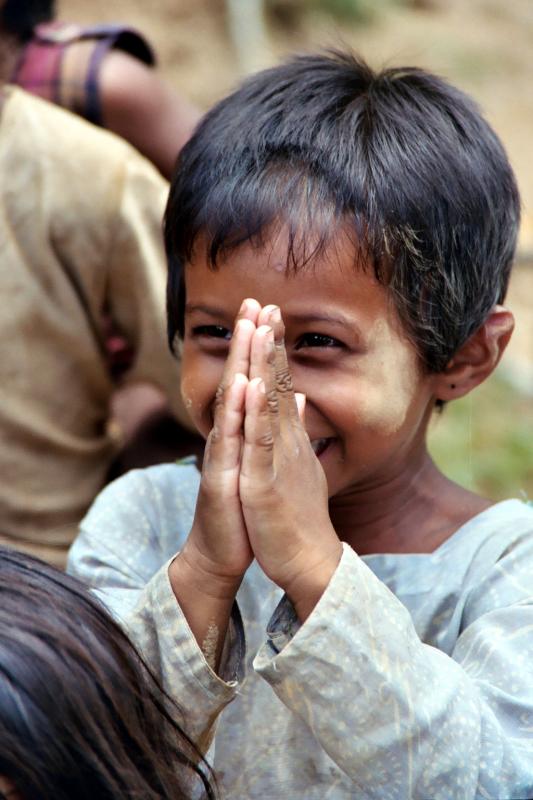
left=169, top=300, right=259, bottom=671
left=239, top=306, right=343, bottom=621
left=177, top=298, right=261, bottom=592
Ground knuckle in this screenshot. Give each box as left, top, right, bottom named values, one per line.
left=266, top=342, right=276, bottom=365
left=266, top=389, right=279, bottom=413
left=257, top=431, right=274, bottom=450
left=276, top=367, right=293, bottom=394
left=213, top=384, right=226, bottom=413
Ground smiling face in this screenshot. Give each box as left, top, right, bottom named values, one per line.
left=180, top=230, right=438, bottom=502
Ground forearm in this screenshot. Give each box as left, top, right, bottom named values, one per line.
left=255, top=544, right=532, bottom=799
left=126, top=558, right=240, bottom=751
left=169, top=549, right=242, bottom=673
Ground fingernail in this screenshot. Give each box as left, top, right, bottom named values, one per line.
left=270, top=307, right=281, bottom=323
left=239, top=298, right=249, bottom=314
left=257, top=324, right=273, bottom=338
left=264, top=326, right=275, bottom=350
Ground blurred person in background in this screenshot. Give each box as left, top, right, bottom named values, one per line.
left=0, top=79, right=200, bottom=568
left=0, top=0, right=201, bottom=179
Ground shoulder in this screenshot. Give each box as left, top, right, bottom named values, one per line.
left=68, top=461, right=200, bottom=611
left=68, top=462, right=200, bottom=588
left=97, top=49, right=167, bottom=125
left=81, top=461, right=200, bottom=546
left=467, top=499, right=533, bottom=556
left=3, top=85, right=136, bottom=166
left=458, top=500, right=533, bottom=622
left=440, top=498, right=533, bottom=563
left=2, top=87, right=166, bottom=220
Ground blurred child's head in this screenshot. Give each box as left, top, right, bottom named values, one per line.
left=164, top=51, right=519, bottom=491
left=0, top=0, right=55, bottom=42
left=0, top=547, right=214, bottom=800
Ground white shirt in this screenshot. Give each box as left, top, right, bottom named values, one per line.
left=68, top=462, right=533, bottom=799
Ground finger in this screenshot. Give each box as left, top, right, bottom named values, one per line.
left=241, top=377, right=275, bottom=482
left=267, top=306, right=301, bottom=430
left=204, top=372, right=248, bottom=475
left=220, top=298, right=262, bottom=387
left=257, top=303, right=277, bottom=328
left=249, top=324, right=280, bottom=437
left=219, top=316, right=255, bottom=391
left=235, top=297, right=262, bottom=327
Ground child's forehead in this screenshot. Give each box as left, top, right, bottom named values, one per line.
left=185, top=233, right=406, bottom=333
left=188, top=222, right=372, bottom=284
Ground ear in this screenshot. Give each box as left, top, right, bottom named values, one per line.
left=433, top=306, right=514, bottom=402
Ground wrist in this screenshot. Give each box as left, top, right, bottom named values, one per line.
left=169, top=548, right=244, bottom=675
left=169, top=546, right=244, bottom=604
left=282, top=541, right=343, bottom=623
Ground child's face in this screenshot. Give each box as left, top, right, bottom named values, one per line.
left=180, top=231, right=437, bottom=499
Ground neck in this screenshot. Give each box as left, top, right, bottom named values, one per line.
left=329, top=449, right=490, bottom=555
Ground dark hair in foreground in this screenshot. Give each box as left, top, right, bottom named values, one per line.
left=0, top=547, right=215, bottom=800
left=165, top=50, right=520, bottom=373
left=0, top=0, right=55, bottom=41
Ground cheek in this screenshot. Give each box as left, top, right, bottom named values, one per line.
left=350, top=383, right=410, bottom=436
left=320, top=365, right=422, bottom=441
left=352, top=359, right=426, bottom=437
left=353, top=321, right=427, bottom=436
left=180, top=352, right=224, bottom=436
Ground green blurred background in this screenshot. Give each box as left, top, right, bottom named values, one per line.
left=61, top=0, right=533, bottom=501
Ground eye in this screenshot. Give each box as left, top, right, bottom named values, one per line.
left=191, top=325, right=232, bottom=341
left=295, top=332, right=344, bottom=349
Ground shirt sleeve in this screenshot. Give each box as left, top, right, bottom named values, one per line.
left=68, top=466, right=244, bottom=749
left=254, top=540, right=533, bottom=800
left=105, top=151, right=191, bottom=427
left=126, top=558, right=245, bottom=751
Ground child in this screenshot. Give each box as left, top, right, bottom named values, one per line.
left=68, top=51, right=533, bottom=799
left=0, top=547, right=214, bottom=799
left=0, top=0, right=200, bottom=179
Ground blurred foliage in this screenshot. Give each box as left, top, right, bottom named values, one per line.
left=311, top=0, right=380, bottom=22
left=266, top=0, right=402, bottom=26
left=428, top=373, right=533, bottom=502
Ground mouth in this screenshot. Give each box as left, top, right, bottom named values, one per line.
left=310, top=437, right=335, bottom=458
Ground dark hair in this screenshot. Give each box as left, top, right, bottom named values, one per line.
left=165, top=50, right=520, bottom=373
left=0, top=0, right=55, bottom=41
left=0, top=547, right=215, bottom=800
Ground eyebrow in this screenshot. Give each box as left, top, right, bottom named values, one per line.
left=184, top=304, right=363, bottom=338
left=288, top=311, right=356, bottom=329
left=185, top=303, right=231, bottom=319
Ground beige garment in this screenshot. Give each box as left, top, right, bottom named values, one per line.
left=0, top=86, right=185, bottom=567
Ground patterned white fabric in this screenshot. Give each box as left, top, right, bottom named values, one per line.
left=68, top=462, right=533, bottom=799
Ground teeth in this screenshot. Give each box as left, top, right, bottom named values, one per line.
left=311, top=438, right=328, bottom=455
